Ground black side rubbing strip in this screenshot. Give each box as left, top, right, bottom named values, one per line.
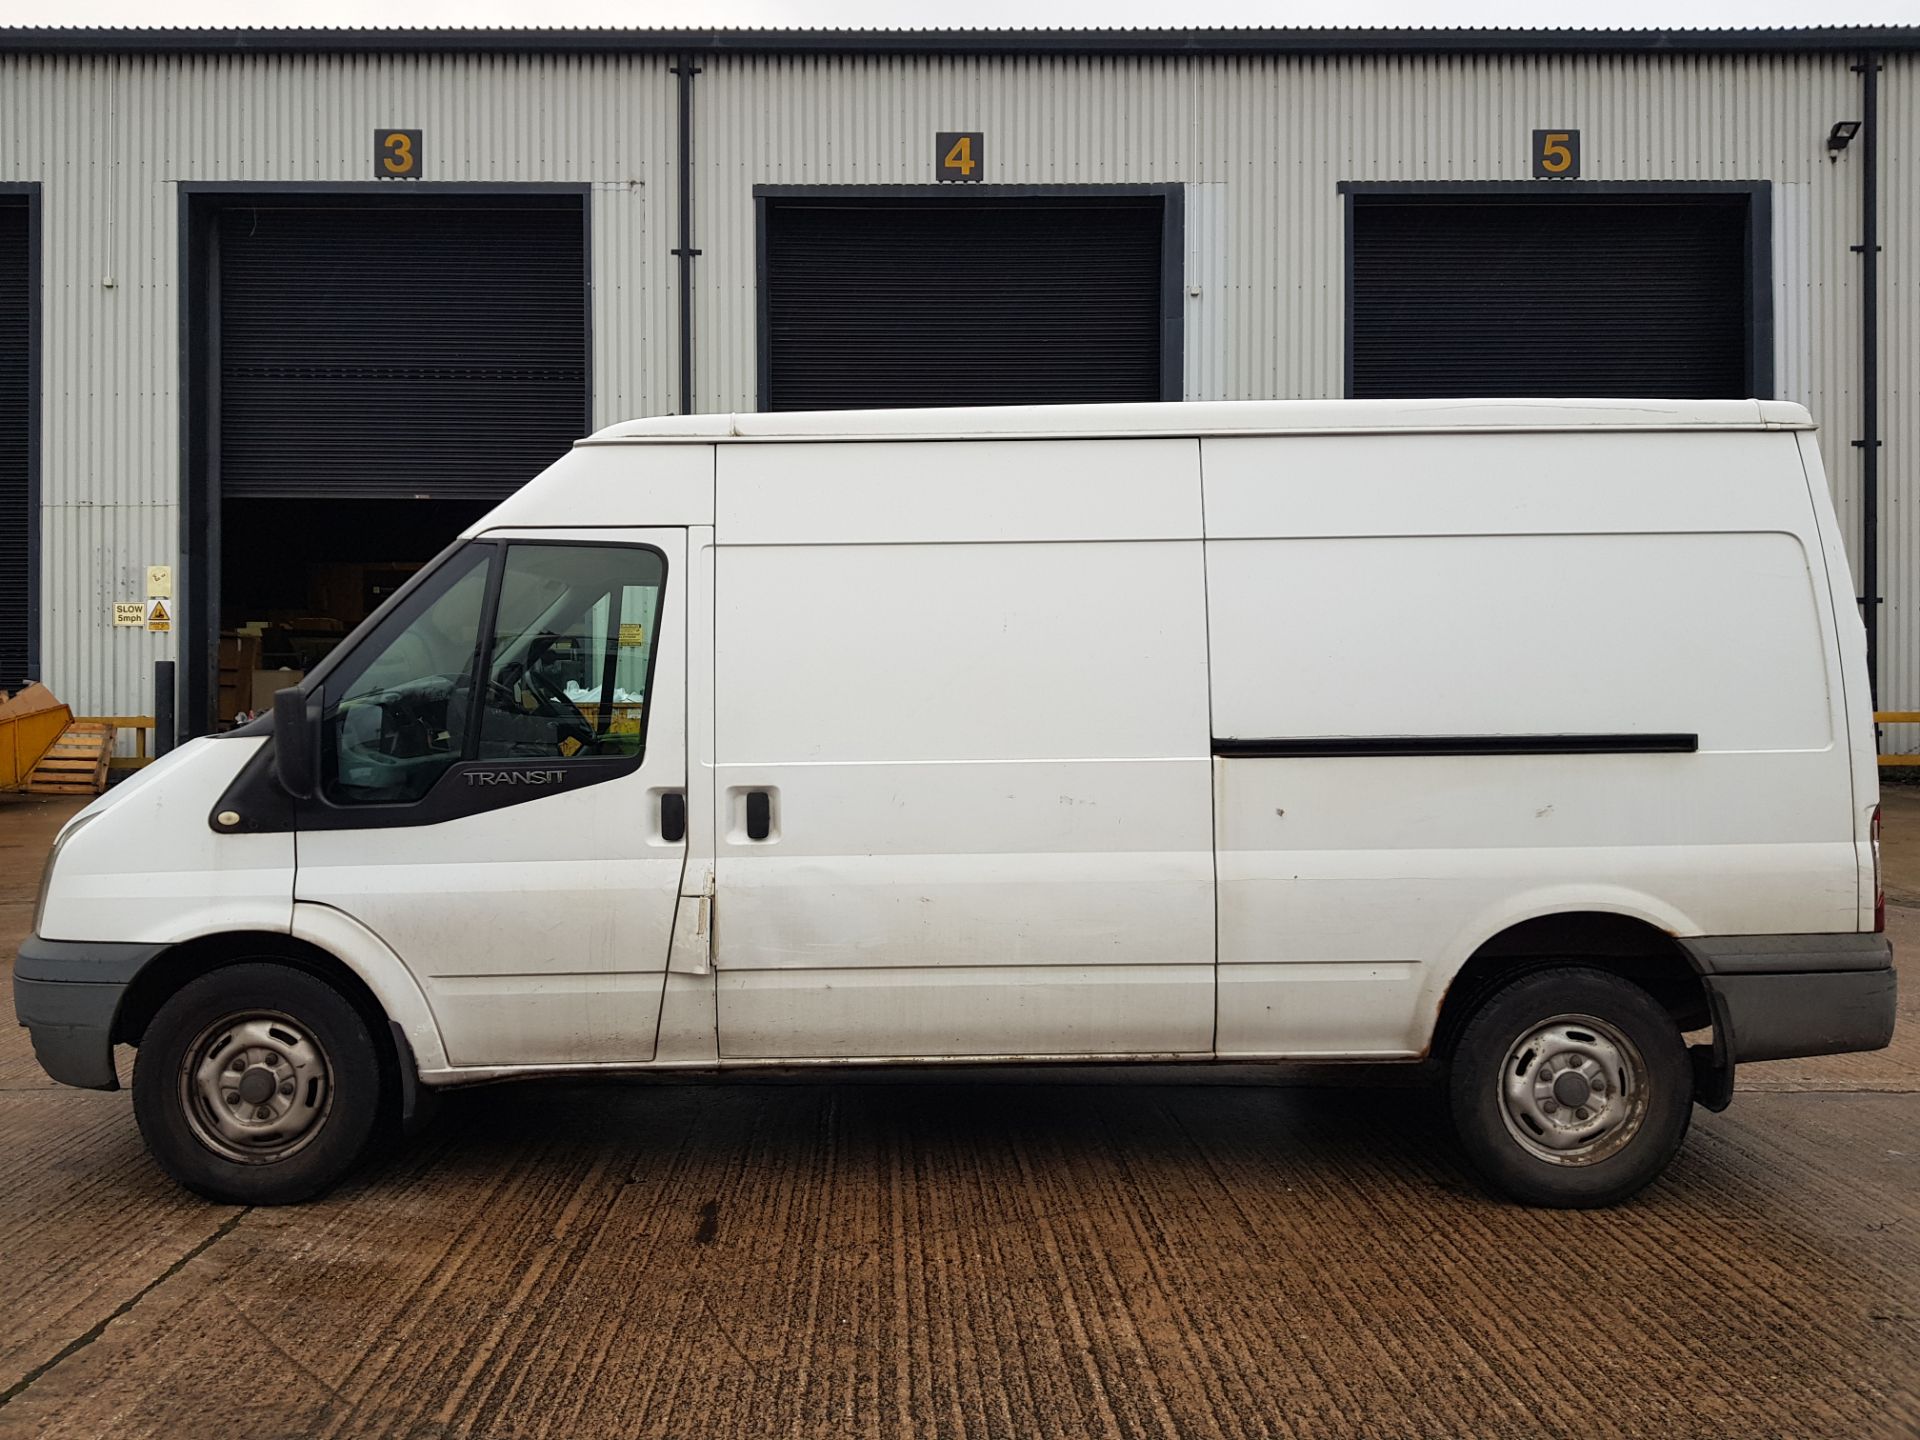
left=1213, top=734, right=1700, bottom=759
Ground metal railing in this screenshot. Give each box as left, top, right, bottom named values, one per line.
left=1879, top=712, right=1920, bottom=767
left=74, top=715, right=155, bottom=770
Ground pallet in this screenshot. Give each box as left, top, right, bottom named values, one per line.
left=25, top=722, right=116, bottom=795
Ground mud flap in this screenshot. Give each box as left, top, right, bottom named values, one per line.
left=1691, top=985, right=1735, bottom=1113
left=390, top=1021, right=440, bottom=1135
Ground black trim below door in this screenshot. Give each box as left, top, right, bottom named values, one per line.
left=1214, top=734, right=1700, bottom=758
left=4, top=27, right=1918, bottom=58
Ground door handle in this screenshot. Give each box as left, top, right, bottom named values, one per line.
left=660, top=791, right=686, bottom=844
left=746, top=790, right=771, bottom=842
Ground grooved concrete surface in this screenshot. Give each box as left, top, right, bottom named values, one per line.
left=2, top=788, right=1917, bottom=1439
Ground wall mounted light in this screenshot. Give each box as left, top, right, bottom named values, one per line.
left=1827, top=120, right=1862, bottom=159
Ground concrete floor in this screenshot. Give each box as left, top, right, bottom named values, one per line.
left=1, top=787, right=1916, bottom=1439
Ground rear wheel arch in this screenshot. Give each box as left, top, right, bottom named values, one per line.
left=1431, top=912, right=1710, bottom=1064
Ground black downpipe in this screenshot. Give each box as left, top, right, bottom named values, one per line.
left=671, top=55, right=701, bottom=415
left=153, top=659, right=176, bottom=757
left=1854, top=53, right=1882, bottom=706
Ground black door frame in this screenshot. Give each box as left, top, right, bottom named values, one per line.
left=752, top=183, right=1186, bottom=411
left=1, top=183, right=41, bottom=688
left=176, top=182, right=593, bottom=737
left=1338, top=180, right=1774, bottom=400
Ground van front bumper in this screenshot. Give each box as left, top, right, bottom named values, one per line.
left=12, top=937, right=163, bottom=1091
left=1683, top=933, right=1897, bottom=1065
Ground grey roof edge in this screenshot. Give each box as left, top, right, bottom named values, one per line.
left=0, top=26, right=1916, bottom=59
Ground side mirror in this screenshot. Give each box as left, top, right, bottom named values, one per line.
left=272, top=687, right=317, bottom=799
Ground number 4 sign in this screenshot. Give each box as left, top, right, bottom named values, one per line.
left=936, top=131, right=984, bottom=183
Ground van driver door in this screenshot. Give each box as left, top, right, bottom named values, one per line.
left=293, top=528, right=688, bottom=1069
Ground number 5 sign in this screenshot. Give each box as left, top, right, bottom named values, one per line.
left=1532, top=129, right=1580, bottom=179
left=936, top=131, right=984, bottom=183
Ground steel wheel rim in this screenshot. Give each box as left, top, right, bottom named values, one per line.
left=178, top=1009, right=334, bottom=1165
left=1497, top=1012, right=1650, bottom=1167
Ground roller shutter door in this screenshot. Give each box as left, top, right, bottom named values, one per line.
left=0, top=198, right=29, bottom=689
left=1350, top=194, right=1756, bottom=399
left=763, top=196, right=1169, bottom=411
left=218, top=203, right=588, bottom=501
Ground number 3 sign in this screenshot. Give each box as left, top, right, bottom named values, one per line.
left=375, top=129, right=423, bottom=178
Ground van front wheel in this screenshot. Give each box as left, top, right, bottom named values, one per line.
left=1448, top=967, right=1693, bottom=1208
left=133, top=963, right=383, bottom=1205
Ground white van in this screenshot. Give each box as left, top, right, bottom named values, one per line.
left=16, top=399, right=1895, bottom=1207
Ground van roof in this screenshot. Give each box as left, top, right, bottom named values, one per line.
left=585, top=398, right=1814, bottom=444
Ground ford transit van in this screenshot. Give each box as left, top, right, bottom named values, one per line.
left=16, top=399, right=1896, bottom=1207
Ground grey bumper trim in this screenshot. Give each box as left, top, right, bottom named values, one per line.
left=1680, top=932, right=1892, bottom=975
left=13, top=936, right=163, bottom=1091
left=13, top=976, right=124, bottom=1090
left=15, top=935, right=166, bottom=984
left=1676, top=933, right=1895, bottom=1092
left=1704, top=966, right=1898, bottom=1065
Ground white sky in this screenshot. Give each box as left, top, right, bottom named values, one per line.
left=0, top=1, right=1913, bottom=31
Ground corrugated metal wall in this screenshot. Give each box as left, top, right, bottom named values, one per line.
left=0, top=45, right=1914, bottom=733
left=0, top=54, right=676, bottom=721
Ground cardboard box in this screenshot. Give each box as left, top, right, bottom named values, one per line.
left=251, top=668, right=304, bottom=713
left=217, top=632, right=262, bottom=724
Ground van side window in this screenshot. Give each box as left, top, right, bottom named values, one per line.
left=318, top=541, right=666, bottom=807
left=475, top=544, right=665, bottom=763
left=321, top=546, right=491, bottom=806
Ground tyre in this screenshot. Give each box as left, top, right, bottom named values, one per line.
left=1448, top=966, right=1693, bottom=1208
left=132, top=962, right=384, bottom=1205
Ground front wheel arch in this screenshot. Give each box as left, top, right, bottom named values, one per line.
left=112, top=932, right=404, bottom=1124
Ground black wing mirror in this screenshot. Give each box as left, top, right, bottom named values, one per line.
left=272, top=687, right=318, bottom=799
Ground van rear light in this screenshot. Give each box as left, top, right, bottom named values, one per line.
left=1872, top=805, right=1885, bottom=933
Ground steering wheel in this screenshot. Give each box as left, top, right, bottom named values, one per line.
left=504, top=633, right=595, bottom=751
left=523, top=664, right=595, bottom=751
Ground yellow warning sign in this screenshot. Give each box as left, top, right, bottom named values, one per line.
left=618, top=623, right=646, bottom=647
left=146, top=598, right=172, bottom=633
left=113, top=603, right=146, bottom=627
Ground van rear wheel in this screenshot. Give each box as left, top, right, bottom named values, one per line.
left=1448, top=967, right=1693, bottom=1208
left=133, top=963, right=383, bottom=1205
